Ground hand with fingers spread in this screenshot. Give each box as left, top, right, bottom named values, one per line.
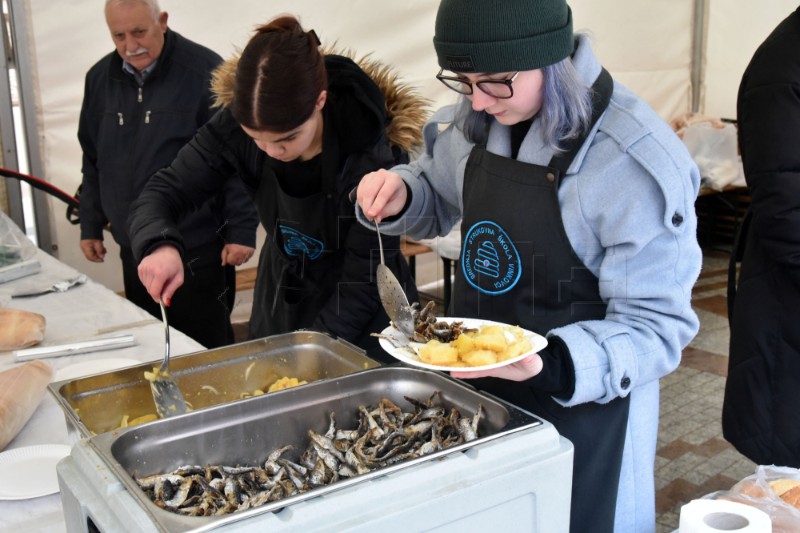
left=221, top=243, right=256, bottom=267
left=357, top=169, right=407, bottom=222
left=137, top=244, right=184, bottom=307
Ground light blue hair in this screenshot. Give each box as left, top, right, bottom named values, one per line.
left=458, top=49, right=593, bottom=152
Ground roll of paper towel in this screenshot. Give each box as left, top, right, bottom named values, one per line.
left=679, top=499, right=771, bottom=533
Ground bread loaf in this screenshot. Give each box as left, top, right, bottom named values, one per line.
left=780, top=485, right=800, bottom=509
left=769, top=478, right=800, bottom=510
left=0, top=360, right=52, bottom=450
left=0, top=308, right=46, bottom=350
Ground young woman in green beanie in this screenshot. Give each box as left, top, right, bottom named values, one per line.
left=355, top=0, right=701, bottom=531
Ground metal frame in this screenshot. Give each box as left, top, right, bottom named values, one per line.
left=3, top=0, right=53, bottom=253
left=0, top=3, right=24, bottom=223
left=691, top=0, right=707, bottom=113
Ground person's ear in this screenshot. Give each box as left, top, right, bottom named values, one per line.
left=159, top=11, right=169, bottom=33
left=315, top=90, right=327, bottom=111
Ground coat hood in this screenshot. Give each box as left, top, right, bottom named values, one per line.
left=211, top=47, right=430, bottom=156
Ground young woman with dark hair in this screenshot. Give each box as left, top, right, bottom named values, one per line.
left=127, top=15, right=427, bottom=359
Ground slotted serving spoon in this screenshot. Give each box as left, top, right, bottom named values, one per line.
left=149, top=300, right=188, bottom=418
left=375, top=221, right=416, bottom=338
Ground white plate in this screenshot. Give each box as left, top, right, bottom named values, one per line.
left=378, top=317, right=548, bottom=372
left=53, top=357, right=142, bottom=382
left=0, top=444, right=71, bottom=500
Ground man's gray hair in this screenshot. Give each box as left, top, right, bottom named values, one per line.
left=105, top=0, right=162, bottom=21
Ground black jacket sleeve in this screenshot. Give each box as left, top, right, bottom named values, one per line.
left=524, top=335, right=576, bottom=400
left=77, top=70, right=107, bottom=240
left=128, top=110, right=249, bottom=261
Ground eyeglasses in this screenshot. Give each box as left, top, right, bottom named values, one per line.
left=436, top=69, right=520, bottom=99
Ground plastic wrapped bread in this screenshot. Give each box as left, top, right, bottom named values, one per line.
left=0, top=308, right=46, bottom=350
left=712, top=465, right=800, bottom=532
left=0, top=360, right=52, bottom=451
left=770, top=479, right=800, bottom=510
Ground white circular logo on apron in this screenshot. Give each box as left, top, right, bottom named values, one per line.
left=461, top=221, right=521, bottom=294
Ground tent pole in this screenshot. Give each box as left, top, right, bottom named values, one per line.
left=5, top=0, right=53, bottom=254
left=691, top=0, right=707, bottom=113
left=0, top=0, right=24, bottom=224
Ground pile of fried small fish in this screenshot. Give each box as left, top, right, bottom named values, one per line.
left=135, top=392, right=483, bottom=516
left=412, top=300, right=472, bottom=343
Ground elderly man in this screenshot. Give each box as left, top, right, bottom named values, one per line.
left=78, top=0, right=257, bottom=348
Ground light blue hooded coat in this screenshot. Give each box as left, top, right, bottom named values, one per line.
left=360, top=35, right=701, bottom=532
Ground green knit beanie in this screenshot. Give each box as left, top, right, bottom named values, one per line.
left=433, top=0, right=574, bottom=73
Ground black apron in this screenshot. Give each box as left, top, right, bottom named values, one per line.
left=453, top=70, right=630, bottom=533
left=247, top=141, right=394, bottom=358
left=246, top=120, right=349, bottom=337
left=248, top=179, right=340, bottom=339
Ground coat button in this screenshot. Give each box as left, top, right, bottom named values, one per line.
left=546, top=172, right=555, bottom=182
left=620, top=376, right=631, bottom=389
left=671, top=212, right=684, bottom=227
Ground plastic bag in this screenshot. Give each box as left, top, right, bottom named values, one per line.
left=701, top=465, right=800, bottom=533
left=680, top=120, right=745, bottom=191
left=0, top=308, right=46, bottom=350
left=0, top=210, right=37, bottom=268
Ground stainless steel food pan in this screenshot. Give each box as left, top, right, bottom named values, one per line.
left=88, top=366, right=543, bottom=533
left=49, top=331, right=380, bottom=437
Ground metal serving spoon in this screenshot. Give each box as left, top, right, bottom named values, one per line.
left=375, top=221, right=416, bottom=338
left=149, top=300, right=188, bottom=418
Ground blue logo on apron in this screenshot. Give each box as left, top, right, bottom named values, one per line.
left=461, top=221, right=521, bottom=294
left=279, top=225, right=324, bottom=260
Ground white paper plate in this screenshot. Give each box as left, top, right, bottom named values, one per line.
left=0, top=444, right=71, bottom=500
left=378, top=317, right=548, bottom=372
left=53, top=357, right=142, bottom=382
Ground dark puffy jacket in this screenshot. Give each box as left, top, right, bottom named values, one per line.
left=78, top=29, right=257, bottom=253
left=724, top=7, right=800, bottom=467
left=128, top=55, right=425, bottom=346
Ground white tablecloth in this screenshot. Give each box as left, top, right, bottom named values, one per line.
left=0, top=248, right=204, bottom=533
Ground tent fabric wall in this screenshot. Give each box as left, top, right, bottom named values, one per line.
left=702, top=0, right=798, bottom=119
left=20, top=0, right=796, bottom=291
left=572, top=0, right=695, bottom=122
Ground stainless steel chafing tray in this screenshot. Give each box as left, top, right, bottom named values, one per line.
left=85, top=366, right=543, bottom=533
left=48, top=331, right=380, bottom=438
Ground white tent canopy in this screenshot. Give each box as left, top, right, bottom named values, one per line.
left=6, top=0, right=798, bottom=291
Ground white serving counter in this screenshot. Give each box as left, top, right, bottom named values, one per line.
left=0, top=245, right=204, bottom=533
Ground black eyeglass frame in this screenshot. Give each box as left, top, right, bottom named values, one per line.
left=435, top=69, right=520, bottom=99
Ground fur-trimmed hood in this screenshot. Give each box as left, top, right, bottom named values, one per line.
left=211, top=47, right=430, bottom=155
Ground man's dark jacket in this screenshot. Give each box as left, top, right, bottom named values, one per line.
left=724, top=6, right=800, bottom=467
left=78, top=29, right=257, bottom=254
